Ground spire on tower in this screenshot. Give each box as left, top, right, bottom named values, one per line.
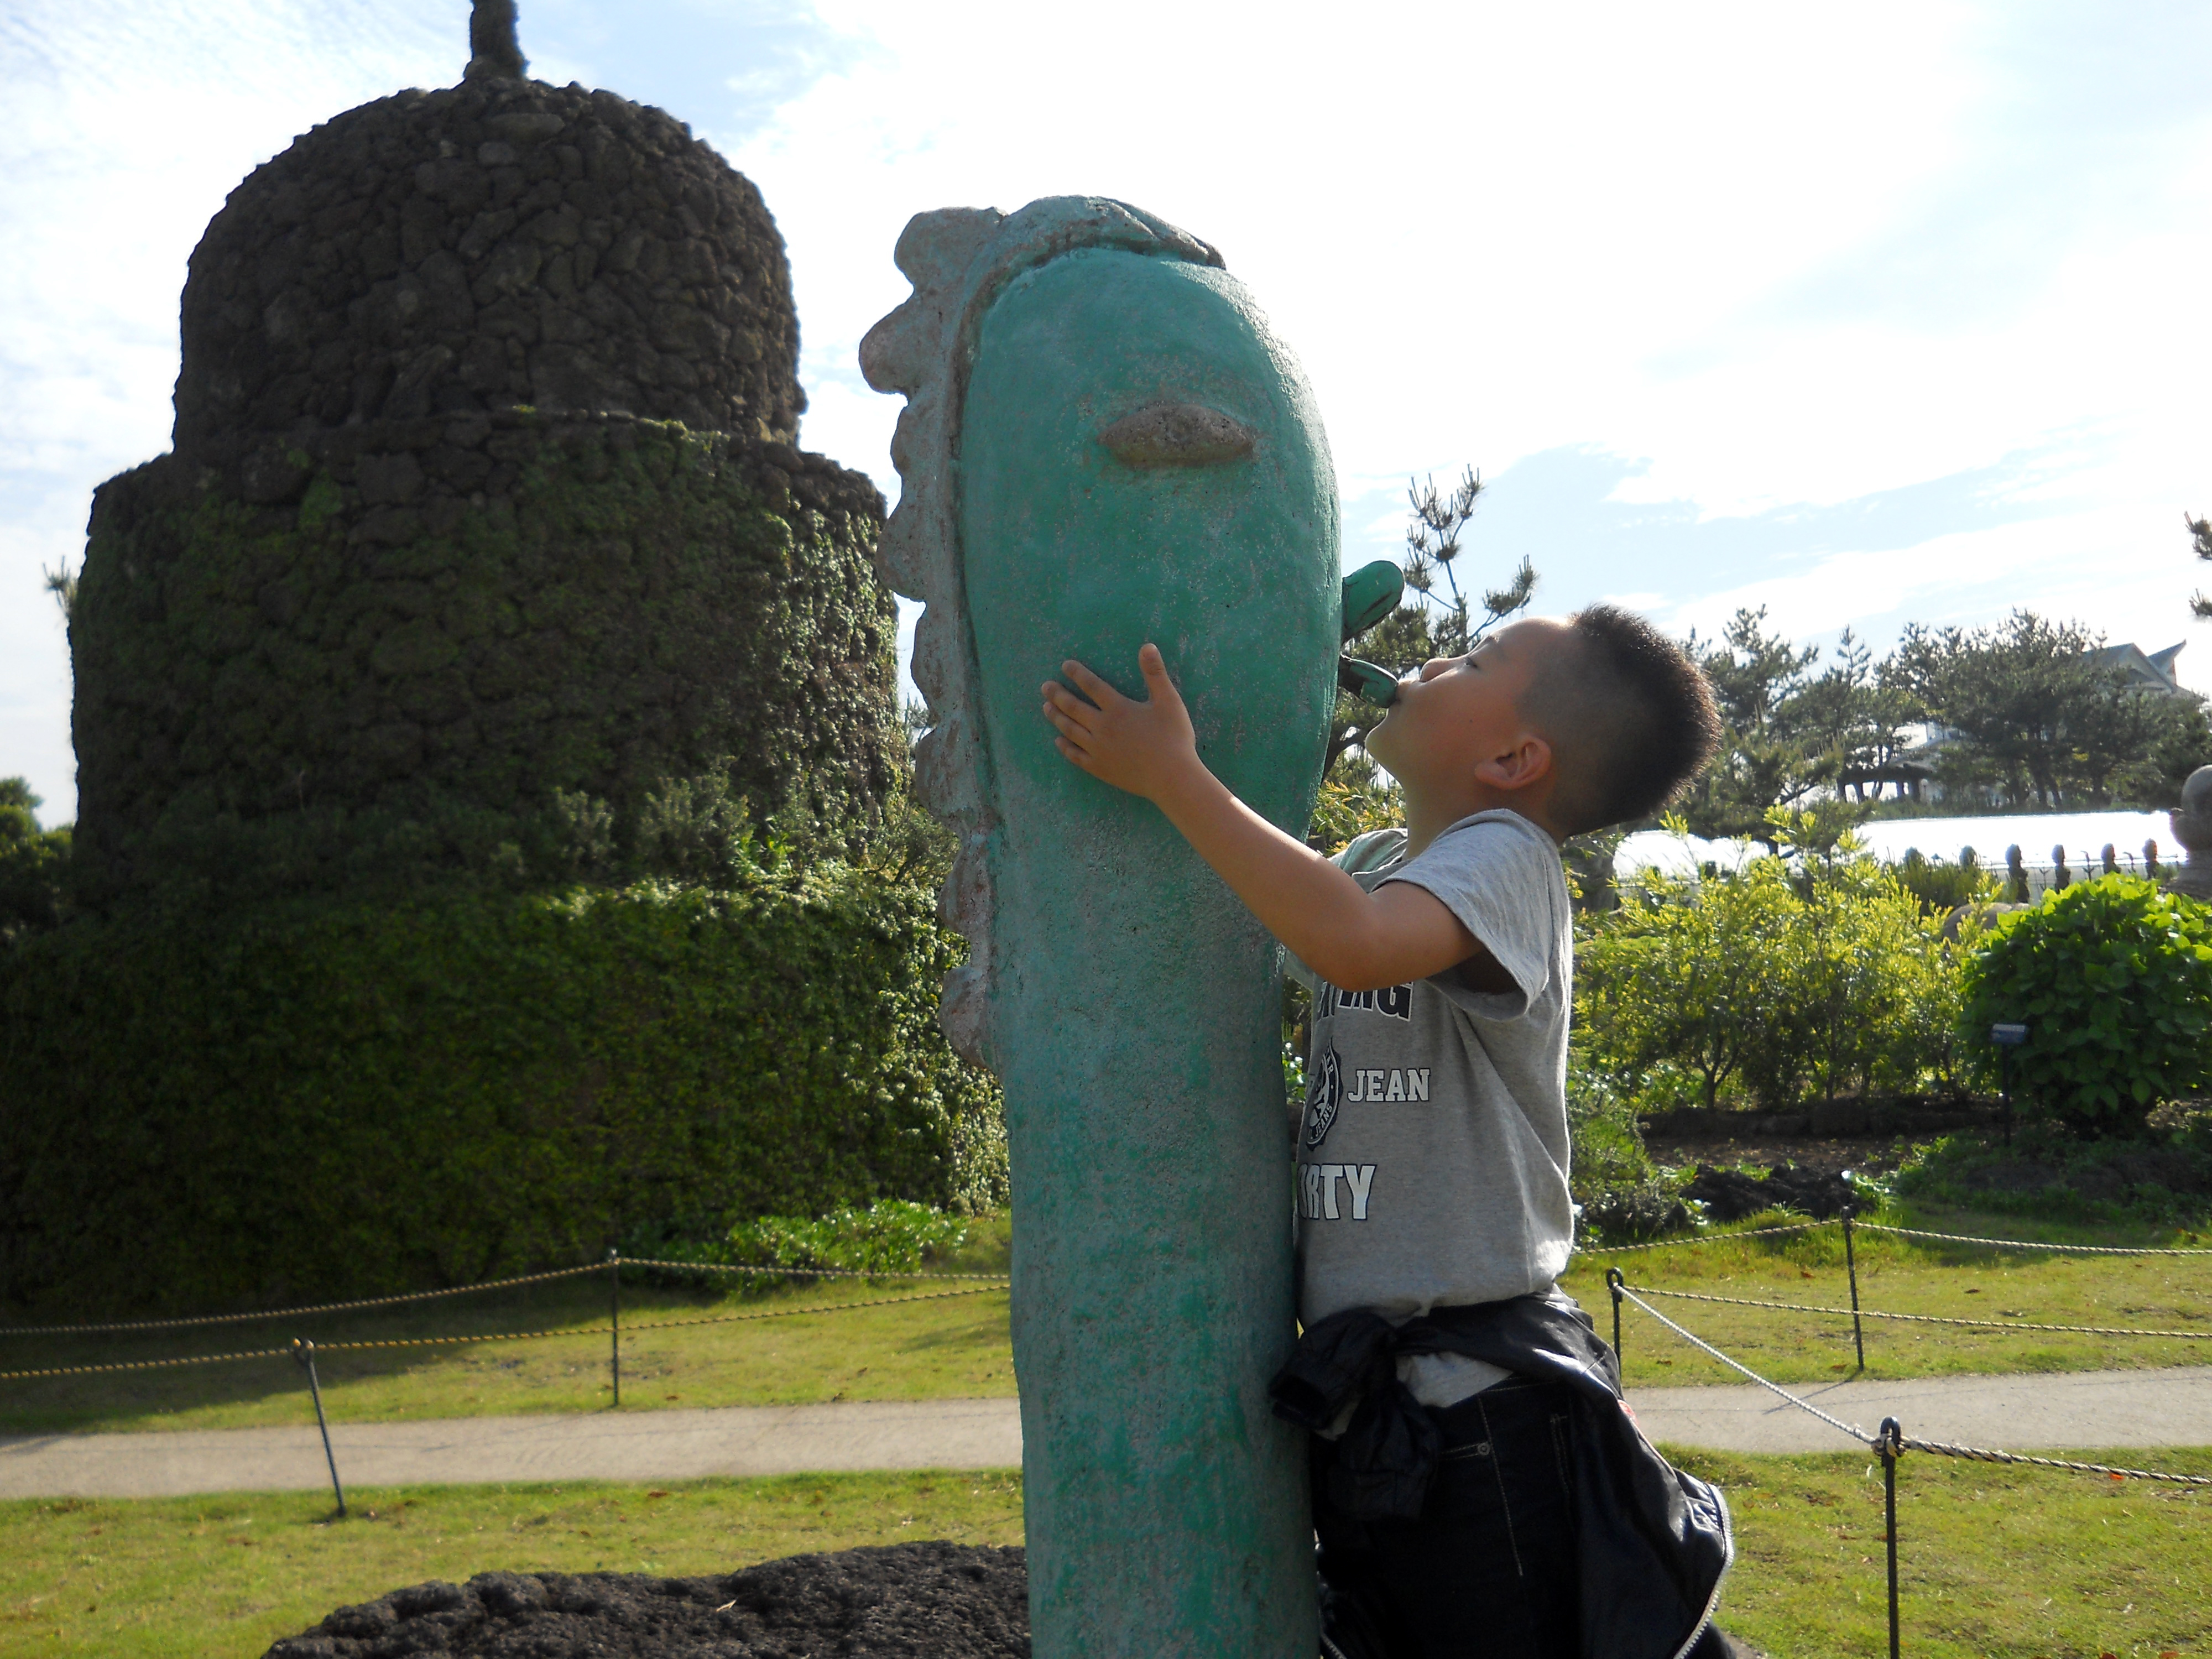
left=466, top=0, right=527, bottom=81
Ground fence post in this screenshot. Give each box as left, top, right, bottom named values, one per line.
left=292, top=1339, right=347, bottom=1519
left=607, top=1247, right=621, bottom=1408
left=1879, top=1416, right=1903, bottom=1659
left=1606, top=1266, right=1624, bottom=1363
left=1841, top=1202, right=1866, bottom=1371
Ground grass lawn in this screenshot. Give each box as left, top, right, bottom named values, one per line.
left=4, top=1450, right=2207, bottom=1659
left=1560, top=1202, right=2212, bottom=1391
left=0, top=1470, right=1024, bottom=1658
left=1676, top=1443, right=2212, bottom=1659
left=0, top=1220, right=1018, bottom=1437
left=5, top=1206, right=2208, bottom=1437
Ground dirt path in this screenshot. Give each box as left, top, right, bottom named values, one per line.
left=5, top=1369, right=2209, bottom=1498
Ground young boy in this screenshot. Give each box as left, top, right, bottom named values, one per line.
left=1040, top=607, right=1730, bottom=1659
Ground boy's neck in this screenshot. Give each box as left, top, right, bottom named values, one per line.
left=1402, top=786, right=1563, bottom=858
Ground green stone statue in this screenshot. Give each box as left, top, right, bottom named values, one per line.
left=862, top=197, right=1342, bottom=1656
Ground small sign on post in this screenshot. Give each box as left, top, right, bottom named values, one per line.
left=1990, top=1023, right=2029, bottom=1145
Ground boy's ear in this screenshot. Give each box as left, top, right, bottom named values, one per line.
left=1473, top=735, right=1553, bottom=793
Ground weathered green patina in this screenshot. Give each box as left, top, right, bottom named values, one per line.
left=863, top=199, right=1338, bottom=1656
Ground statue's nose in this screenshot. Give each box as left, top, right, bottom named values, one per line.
left=1097, top=403, right=1256, bottom=466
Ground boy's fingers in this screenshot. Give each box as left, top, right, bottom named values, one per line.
left=1041, top=697, right=1090, bottom=741
left=1040, top=684, right=1098, bottom=732
left=1060, top=658, right=1121, bottom=707
left=1052, top=735, right=1093, bottom=770
left=1138, top=642, right=1178, bottom=701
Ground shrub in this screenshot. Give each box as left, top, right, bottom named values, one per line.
left=1578, top=834, right=1958, bottom=1113
left=1891, top=1119, right=2212, bottom=1229
left=0, top=865, right=1006, bottom=1313
left=1892, top=848, right=1998, bottom=916
left=1960, top=875, right=2212, bottom=1135
left=1763, top=851, right=1941, bottom=1108
left=1577, top=858, right=1799, bottom=1110
left=1567, top=1062, right=1690, bottom=1243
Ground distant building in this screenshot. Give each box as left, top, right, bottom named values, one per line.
left=2085, top=640, right=2187, bottom=696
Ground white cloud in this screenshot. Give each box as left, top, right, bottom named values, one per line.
left=7, top=0, right=2212, bottom=820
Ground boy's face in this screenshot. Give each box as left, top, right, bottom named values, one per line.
left=1366, top=615, right=1573, bottom=800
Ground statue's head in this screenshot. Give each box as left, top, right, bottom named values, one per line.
left=2174, top=764, right=2212, bottom=857
left=862, top=199, right=1339, bottom=1066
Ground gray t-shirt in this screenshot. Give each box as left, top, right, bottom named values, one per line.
left=1291, top=811, right=1576, bottom=1364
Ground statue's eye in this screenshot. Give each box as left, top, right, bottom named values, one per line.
left=1098, top=403, right=1256, bottom=467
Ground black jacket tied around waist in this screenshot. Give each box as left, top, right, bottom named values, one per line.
left=1270, top=1295, right=1734, bottom=1659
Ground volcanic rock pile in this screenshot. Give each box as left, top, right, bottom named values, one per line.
left=70, top=9, right=898, bottom=901
left=261, top=1545, right=1032, bottom=1659
left=172, top=75, right=803, bottom=472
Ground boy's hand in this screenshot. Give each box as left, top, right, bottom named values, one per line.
left=1041, top=641, right=1488, bottom=991
left=1041, top=644, right=1199, bottom=803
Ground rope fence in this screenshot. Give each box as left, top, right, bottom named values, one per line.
left=0, top=1279, right=1009, bottom=1382
left=0, top=1244, right=1016, bottom=1521
left=1595, top=1207, right=2212, bottom=1378
left=1575, top=1220, right=1833, bottom=1254
left=1607, top=1280, right=2211, bottom=1486
left=1600, top=1207, right=2212, bottom=1655
left=0, top=1264, right=607, bottom=1337
left=620, top=1256, right=1014, bottom=1282
left=7, top=1213, right=2205, bottom=1653
left=1618, top=1282, right=2211, bottom=1340
left=0, top=1257, right=1010, bottom=1340
left=1578, top=1213, right=2212, bottom=1259
left=1605, top=1272, right=2211, bottom=1658
left=1853, top=1221, right=2212, bottom=1258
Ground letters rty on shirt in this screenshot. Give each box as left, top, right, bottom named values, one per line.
left=1300, top=1161, right=1376, bottom=1220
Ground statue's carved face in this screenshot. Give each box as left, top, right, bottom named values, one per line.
left=958, top=247, right=1339, bottom=843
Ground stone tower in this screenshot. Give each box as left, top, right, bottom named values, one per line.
left=70, top=2, right=900, bottom=901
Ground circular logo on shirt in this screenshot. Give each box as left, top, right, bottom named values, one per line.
left=1305, top=1046, right=1342, bottom=1149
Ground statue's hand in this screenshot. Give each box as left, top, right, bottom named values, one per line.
left=1042, top=644, right=1201, bottom=804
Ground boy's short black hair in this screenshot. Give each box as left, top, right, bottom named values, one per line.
left=1520, top=605, right=1721, bottom=838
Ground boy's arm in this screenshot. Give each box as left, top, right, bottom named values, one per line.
left=1041, top=644, right=1493, bottom=993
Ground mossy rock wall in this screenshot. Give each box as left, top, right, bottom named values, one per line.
left=71, top=411, right=899, bottom=900
left=0, top=871, right=1008, bottom=1313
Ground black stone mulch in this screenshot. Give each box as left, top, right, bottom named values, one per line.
left=262, top=1542, right=1030, bottom=1659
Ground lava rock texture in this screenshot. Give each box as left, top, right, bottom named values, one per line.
left=175, top=74, right=802, bottom=463
left=71, top=64, right=900, bottom=900
left=262, top=1545, right=1031, bottom=1659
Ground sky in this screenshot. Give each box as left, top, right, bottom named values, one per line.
left=5, top=0, right=2212, bottom=823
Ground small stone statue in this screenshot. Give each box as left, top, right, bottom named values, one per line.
left=466, top=0, right=526, bottom=81
left=2166, top=765, right=2212, bottom=901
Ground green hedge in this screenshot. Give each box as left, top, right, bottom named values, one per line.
left=0, top=867, right=1005, bottom=1313
left=70, top=414, right=901, bottom=905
